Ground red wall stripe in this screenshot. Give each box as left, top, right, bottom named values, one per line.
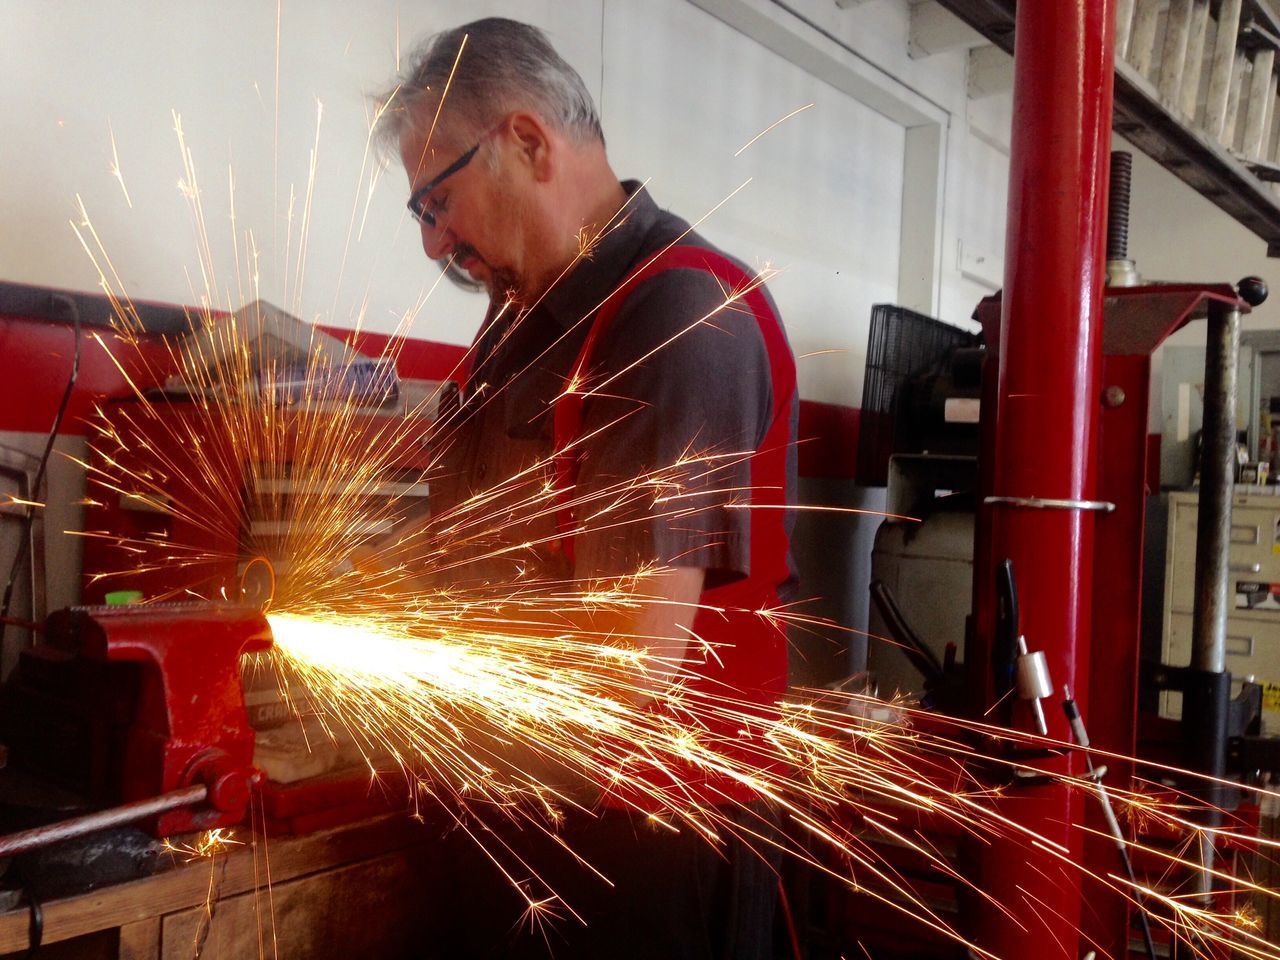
left=0, top=314, right=173, bottom=434
left=2, top=310, right=867, bottom=480
left=317, top=325, right=468, bottom=383
left=798, top=401, right=860, bottom=480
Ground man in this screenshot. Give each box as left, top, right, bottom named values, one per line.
left=376, top=18, right=797, bottom=959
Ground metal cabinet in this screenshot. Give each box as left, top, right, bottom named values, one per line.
left=1162, top=491, right=1280, bottom=733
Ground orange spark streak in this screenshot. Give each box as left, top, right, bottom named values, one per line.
left=734, top=102, right=815, bottom=157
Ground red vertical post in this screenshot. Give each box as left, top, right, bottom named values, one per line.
left=972, top=1, right=1116, bottom=956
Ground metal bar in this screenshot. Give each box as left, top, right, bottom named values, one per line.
left=1184, top=666, right=1231, bottom=897
left=972, top=0, right=1116, bottom=955
left=1131, top=0, right=1164, bottom=77
left=1117, top=0, right=1139, bottom=59
left=984, top=495, right=1115, bottom=512
left=1182, top=305, right=1239, bottom=900
left=1190, top=301, right=1240, bottom=675
left=1225, top=49, right=1251, bottom=146
left=1207, top=0, right=1246, bottom=140
left=0, top=785, right=208, bottom=858
left=1263, top=73, right=1280, bottom=155
left=1244, top=49, right=1278, bottom=156
left=1180, top=0, right=1213, bottom=119
left=1160, top=0, right=1196, bottom=105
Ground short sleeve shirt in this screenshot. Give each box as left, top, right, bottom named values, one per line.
left=431, top=182, right=798, bottom=596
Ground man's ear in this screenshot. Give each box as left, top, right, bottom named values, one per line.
left=506, top=111, right=554, bottom=182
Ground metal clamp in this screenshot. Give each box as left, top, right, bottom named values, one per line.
left=984, top=495, right=1116, bottom=513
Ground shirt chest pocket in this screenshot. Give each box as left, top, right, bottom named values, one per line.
left=432, top=398, right=552, bottom=500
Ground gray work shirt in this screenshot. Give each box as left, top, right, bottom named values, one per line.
left=430, top=181, right=798, bottom=594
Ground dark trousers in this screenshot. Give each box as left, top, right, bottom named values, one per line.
left=420, top=802, right=782, bottom=959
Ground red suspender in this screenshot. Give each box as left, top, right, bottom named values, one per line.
left=551, top=245, right=796, bottom=574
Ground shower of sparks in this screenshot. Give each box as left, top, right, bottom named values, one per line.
left=797, top=348, right=848, bottom=361
left=3, top=496, right=44, bottom=510
left=62, top=93, right=1280, bottom=960
left=163, top=827, right=243, bottom=863
left=164, top=827, right=242, bottom=957
left=107, top=119, right=133, bottom=208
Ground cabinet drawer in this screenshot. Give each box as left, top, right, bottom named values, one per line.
left=1168, top=525, right=1280, bottom=615
left=1162, top=612, right=1280, bottom=733
left=1165, top=614, right=1268, bottom=667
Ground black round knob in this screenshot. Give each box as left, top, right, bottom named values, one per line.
left=1238, top=276, right=1268, bottom=306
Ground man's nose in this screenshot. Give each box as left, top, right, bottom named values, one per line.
left=420, top=221, right=455, bottom=261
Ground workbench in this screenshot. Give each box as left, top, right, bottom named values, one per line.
left=0, top=814, right=438, bottom=959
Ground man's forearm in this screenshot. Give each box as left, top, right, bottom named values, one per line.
left=581, top=565, right=703, bottom=707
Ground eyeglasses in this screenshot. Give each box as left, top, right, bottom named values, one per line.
left=406, top=142, right=481, bottom=228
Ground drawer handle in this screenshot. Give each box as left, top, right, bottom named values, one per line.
left=1229, top=562, right=1263, bottom=573
left=1226, top=635, right=1255, bottom=658
left=1230, top=525, right=1261, bottom=545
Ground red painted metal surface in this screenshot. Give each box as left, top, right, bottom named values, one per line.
left=0, top=315, right=174, bottom=434
left=46, top=605, right=272, bottom=834
left=257, top=770, right=408, bottom=835
left=1, top=295, right=864, bottom=480
left=1101, top=284, right=1242, bottom=355
left=1087, top=351, right=1150, bottom=955
left=798, top=401, right=861, bottom=479
left=1089, top=286, right=1248, bottom=956
left=974, top=282, right=1254, bottom=956
left=968, top=1, right=1116, bottom=956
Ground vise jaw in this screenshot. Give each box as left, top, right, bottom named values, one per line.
left=40, top=604, right=273, bottom=835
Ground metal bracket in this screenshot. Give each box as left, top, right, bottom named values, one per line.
left=984, top=495, right=1116, bottom=513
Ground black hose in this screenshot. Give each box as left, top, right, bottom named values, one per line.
left=25, top=890, right=42, bottom=958
left=869, top=579, right=944, bottom=683
left=994, top=559, right=1020, bottom=709
left=0, top=294, right=81, bottom=641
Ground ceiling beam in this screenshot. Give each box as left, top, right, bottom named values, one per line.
left=968, top=44, right=1014, bottom=97
left=910, top=1, right=988, bottom=58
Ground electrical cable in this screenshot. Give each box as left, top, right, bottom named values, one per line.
left=0, top=295, right=80, bottom=641
left=24, top=888, right=42, bottom=958
left=0, top=616, right=41, bottom=634
left=1061, top=689, right=1157, bottom=960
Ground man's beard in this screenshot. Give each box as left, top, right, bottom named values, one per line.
left=438, top=256, right=484, bottom=293
left=438, top=244, right=520, bottom=300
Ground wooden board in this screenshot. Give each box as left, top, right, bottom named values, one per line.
left=0, top=815, right=427, bottom=954
left=118, top=918, right=161, bottom=960
left=159, top=849, right=432, bottom=960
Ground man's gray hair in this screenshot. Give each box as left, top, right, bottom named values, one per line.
left=375, top=18, right=603, bottom=153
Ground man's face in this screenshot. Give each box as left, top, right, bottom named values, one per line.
left=399, top=121, right=526, bottom=298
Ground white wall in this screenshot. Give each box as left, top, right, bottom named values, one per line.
left=2, top=1, right=1015, bottom=673
left=1, top=0, right=596, bottom=342
left=607, top=0, right=908, bottom=408
left=1123, top=142, right=1279, bottom=328
left=768, top=0, right=1009, bottom=329
left=1122, top=140, right=1280, bottom=435
left=1, top=0, right=1008, bottom=411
